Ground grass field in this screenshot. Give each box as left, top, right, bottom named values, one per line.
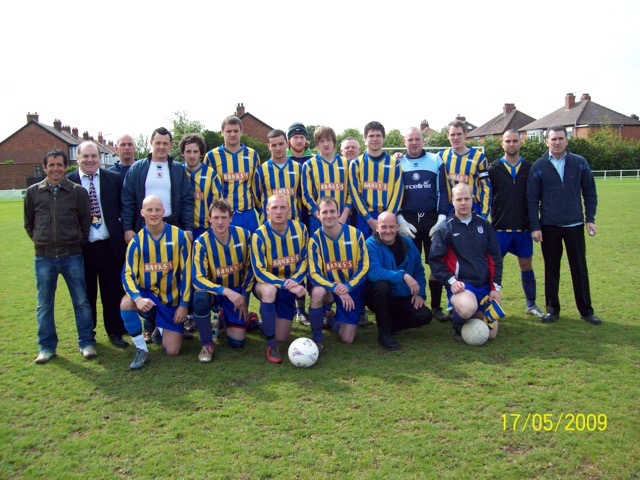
left=1, top=180, right=639, bottom=479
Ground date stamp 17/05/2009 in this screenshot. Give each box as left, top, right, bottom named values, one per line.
left=502, top=413, right=608, bottom=432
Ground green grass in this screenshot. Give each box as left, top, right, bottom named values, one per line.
left=1, top=181, right=639, bottom=479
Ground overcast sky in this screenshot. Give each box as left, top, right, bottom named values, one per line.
left=1, top=0, right=638, bottom=144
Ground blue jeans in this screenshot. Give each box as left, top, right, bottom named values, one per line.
left=35, top=254, right=96, bottom=352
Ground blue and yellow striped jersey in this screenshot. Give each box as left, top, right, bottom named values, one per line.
left=203, top=144, right=260, bottom=212
left=349, top=153, right=404, bottom=219
left=122, top=223, right=192, bottom=307
left=185, top=163, right=223, bottom=230
left=308, top=224, right=369, bottom=292
left=439, top=147, right=492, bottom=217
left=192, top=225, right=254, bottom=295
left=253, top=158, right=302, bottom=222
left=301, top=154, right=351, bottom=215
left=250, top=219, right=308, bottom=288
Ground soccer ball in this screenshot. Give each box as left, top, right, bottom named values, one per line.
left=461, top=318, right=490, bottom=346
left=288, top=338, right=319, bottom=368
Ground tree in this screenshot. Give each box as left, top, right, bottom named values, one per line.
left=135, top=134, right=150, bottom=159
left=383, top=129, right=405, bottom=152
left=169, top=110, right=205, bottom=160
left=336, top=128, right=364, bottom=150
left=424, top=127, right=450, bottom=149
left=306, top=125, right=317, bottom=151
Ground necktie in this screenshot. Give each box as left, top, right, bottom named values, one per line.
left=88, top=174, right=102, bottom=229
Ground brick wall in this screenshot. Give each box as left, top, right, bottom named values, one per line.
left=0, top=123, right=68, bottom=165
left=242, top=117, right=270, bottom=145
left=0, top=164, right=42, bottom=189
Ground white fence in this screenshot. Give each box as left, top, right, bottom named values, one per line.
left=592, top=169, right=640, bottom=180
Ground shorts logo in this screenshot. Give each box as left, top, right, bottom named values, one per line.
left=273, top=254, right=301, bottom=267
left=273, top=187, right=295, bottom=196
left=363, top=182, right=388, bottom=191
left=477, top=226, right=484, bottom=234
left=326, top=260, right=353, bottom=271
left=320, top=182, right=344, bottom=191
left=216, top=263, right=242, bottom=277
left=223, top=172, right=250, bottom=182
left=144, top=261, right=173, bottom=272
left=194, top=191, right=205, bottom=200
left=449, top=173, right=469, bottom=184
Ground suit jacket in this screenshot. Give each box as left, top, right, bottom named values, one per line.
left=68, top=168, right=126, bottom=258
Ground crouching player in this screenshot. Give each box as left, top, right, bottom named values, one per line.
left=121, top=195, right=192, bottom=369
left=192, top=200, right=255, bottom=363
left=428, top=184, right=503, bottom=342
left=308, top=197, right=369, bottom=345
left=251, top=194, right=309, bottom=364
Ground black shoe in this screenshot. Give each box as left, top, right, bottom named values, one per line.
left=109, top=334, right=129, bottom=348
left=541, top=313, right=559, bottom=323
left=433, top=307, right=451, bottom=322
left=378, top=333, right=401, bottom=350
left=151, top=328, right=162, bottom=345
left=452, top=325, right=463, bottom=343
left=581, top=314, right=602, bottom=325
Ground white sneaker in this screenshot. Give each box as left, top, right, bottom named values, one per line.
left=198, top=345, right=215, bottom=363
left=79, top=345, right=97, bottom=359
left=296, top=312, right=310, bottom=327
left=525, top=304, right=545, bottom=318
left=35, top=351, right=56, bottom=364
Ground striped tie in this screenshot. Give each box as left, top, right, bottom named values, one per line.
left=88, top=174, right=102, bottom=229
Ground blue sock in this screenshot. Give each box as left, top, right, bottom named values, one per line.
left=194, top=314, right=213, bottom=346
left=332, top=319, right=341, bottom=333
left=308, top=307, right=324, bottom=344
left=121, top=309, right=142, bottom=336
left=451, top=310, right=466, bottom=328
left=260, top=302, right=277, bottom=347
left=521, top=270, right=536, bottom=307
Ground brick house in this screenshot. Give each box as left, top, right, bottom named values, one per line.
left=0, top=113, right=116, bottom=190
left=420, top=120, right=437, bottom=136
left=519, top=93, right=640, bottom=141
left=467, top=104, right=536, bottom=141
left=234, top=103, right=273, bottom=145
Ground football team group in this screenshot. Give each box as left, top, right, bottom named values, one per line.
left=24, top=115, right=601, bottom=369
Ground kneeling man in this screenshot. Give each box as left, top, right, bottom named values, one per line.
left=121, top=195, right=192, bottom=369
left=308, top=197, right=369, bottom=345
left=429, top=183, right=504, bottom=342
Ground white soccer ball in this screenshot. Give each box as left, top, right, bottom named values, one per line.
left=288, top=337, right=319, bottom=368
left=461, top=318, right=490, bottom=346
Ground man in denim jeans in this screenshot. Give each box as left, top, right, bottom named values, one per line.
left=24, top=148, right=96, bottom=364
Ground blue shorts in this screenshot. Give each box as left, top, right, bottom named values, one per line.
left=333, top=285, right=364, bottom=326
left=231, top=209, right=259, bottom=234
left=495, top=231, right=533, bottom=258
left=140, top=290, right=184, bottom=334
left=217, top=288, right=251, bottom=328
left=355, top=211, right=381, bottom=239
left=446, top=283, right=491, bottom=313
left=253, top=286, right=297, bottom=320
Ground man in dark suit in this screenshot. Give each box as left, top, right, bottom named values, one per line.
left=68, top=141, right=129, bottom=347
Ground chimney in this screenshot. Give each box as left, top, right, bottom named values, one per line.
left=98, top=132, right=104, bottom=144
left=456, top=115, right=466, bottom=122
left=420, top=119, right=429, bottom=131
left=565, top=93, right=576, bottom=109
left=62, top=125, right=71, bottom=133
left=53, top=118, right=62, bottom=131
left=503, top=103, right=516, bottom=114
left=235, top=102, right=245, bottom=116
left=27, top=112, right=39, bottom=123
left=581, top=93, right=591, bottom=101
left=72, top=127, right=79, bottom=137
left=631, top=114, right=639, bottom=121
left=82, top=131, right=90, bottom=140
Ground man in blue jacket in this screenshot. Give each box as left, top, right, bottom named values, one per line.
left=527, top=125, right=601, bottom=325
left=365, top=211, right=432, bottom=350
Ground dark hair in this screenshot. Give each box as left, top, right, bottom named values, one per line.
left=43, top=148, right=68, bottom=167
left=151, top=127, right=173, bottom=142
left=503, top=129, right=519, bottom=136
left=546, top=125, right=567, bottom=138
left=267, top=129, right=287, bottom=141
left=447, top=120, right=467, bottom=133
left=209, top=199, right=233, bottom=216
left=221, top=115, right=243, bottom=131
left=364, top=121, right=385, bottom=138
left=318, top=196, right=339, bottom=210
left=179, top=133, right=206, bottom=155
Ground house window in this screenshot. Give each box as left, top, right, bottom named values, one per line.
left=69, top=146, right=77, bottom=161
left=566, top=127, right=573, bottom=139
left=528, top=131, right=540, bottom=142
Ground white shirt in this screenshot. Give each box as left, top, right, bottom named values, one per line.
left=80, top=169, right=110, bottom=242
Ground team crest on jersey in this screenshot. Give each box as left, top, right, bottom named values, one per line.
left=412, top=173, right=420, bottom=181
left=477, top=226, right=484, bottom=234
left=363, top=182, right=388, bottom=191
left=326, top=260, right=353, bottom=271
left=449, top=173, right=469, bottom=184
left=216, top=263, right=242, bottom=277
left=321, top=182, right=344, bottom=191
left=273, top=187, right=295, bottom=196
left=144, top=261, right=173, bottom=272
left=194, top=191, right=205, bottom=200
left=223, top=172, right=250, bottom=182
left=273, top=254, right=301, bottom=267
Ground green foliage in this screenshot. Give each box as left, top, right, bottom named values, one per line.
left=306, top=125, right=317, bottom=151
left=568, top=129, right=640, bottom=170
left=336, top=128, right=364, bottom=150
left=66, top=165, right=78, bottom=173
left=241, top=134, right=270, bottom=162
left=135, top=134, right=150, bottom=160
left=202, top=130, right=223, bottom=151
left=520, top=138, right=548, bottom=162
left=478, top=137, right=503, bottom=162
left=169, top=110, right=206, bottom=160
left=3, top=159, right=15, bottom=164
left=424, top=127, right=449, bottom=149
left=383, top=129, right=404, bottom=151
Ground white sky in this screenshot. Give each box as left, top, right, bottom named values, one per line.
left=1, top=0, right=639, bottom=144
